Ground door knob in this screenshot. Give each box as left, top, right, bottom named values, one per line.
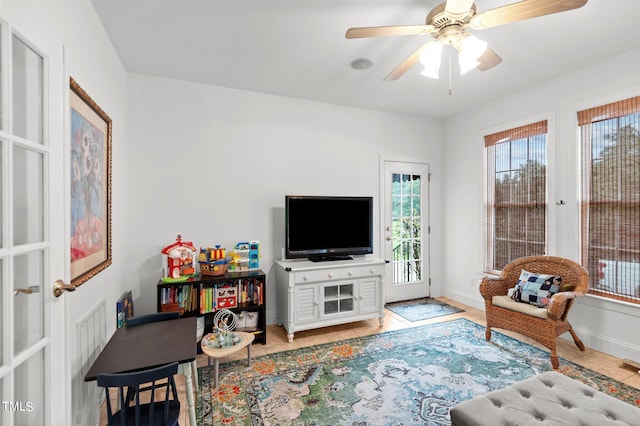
left=386, top=236, right=392, bottom=241
left=14, top=285, right=40, bottom=296
left=53, top=279, right=77, bottom=298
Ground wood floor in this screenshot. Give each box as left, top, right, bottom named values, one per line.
left=102, top=297, right=640, bottom=425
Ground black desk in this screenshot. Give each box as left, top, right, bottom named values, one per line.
left=85, top=317, right=197, bottom=425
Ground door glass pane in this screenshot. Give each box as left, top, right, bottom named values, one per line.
left=0, top=259, right=3, bottom=365
left=0, top=141, right=3, bottom=248
left=391, top=173, right=423, bottom=284
left=12, top=147, right=43, bottom=245
left=0, top=375, right=4, bottom=426
left=13, top=251, right=43, bottom=355
left=14, top=351, right=44, bottom=425
left=12, top=35, right=43, bottom=144
left=0, top=28, right=3, bottom=130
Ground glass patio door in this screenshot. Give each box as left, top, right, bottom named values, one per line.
left=0, top=19, right=67, bottom=425
left=382, top=160, right=430, bottom=303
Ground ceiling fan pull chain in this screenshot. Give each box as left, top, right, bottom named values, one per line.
left=448, top=50, right=452, bottom=96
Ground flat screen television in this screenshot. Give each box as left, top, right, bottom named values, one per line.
left=285, top=195, right=373, bottom=262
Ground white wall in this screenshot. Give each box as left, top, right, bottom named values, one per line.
left=442, top=48, right=640, bottom=361
left=125, top=73, right=444, bottom=323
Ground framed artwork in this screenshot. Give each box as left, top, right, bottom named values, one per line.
left=70, top=77, right=112, bottom=286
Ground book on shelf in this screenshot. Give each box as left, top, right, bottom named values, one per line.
left=160, top=284, right=197, bottom=314
left=235, top=278, right=263, bottom=306
left=193, top=276, right=264, bottom=314
left=200, top=286, right=217, bottom=314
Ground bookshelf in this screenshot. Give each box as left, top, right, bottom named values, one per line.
left=157, top=269, right=266, bottom=344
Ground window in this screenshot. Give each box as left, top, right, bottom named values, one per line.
left=485, top=121, right=548, bottom=273
left=579, top=96, right=640, bottom=303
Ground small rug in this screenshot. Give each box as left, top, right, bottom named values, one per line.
left=196, top=319, right=640, bottom=425
left=385, top=297, right=463, bottom=321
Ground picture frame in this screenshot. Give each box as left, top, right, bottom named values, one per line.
left=69, top=77, right=112, bottom=286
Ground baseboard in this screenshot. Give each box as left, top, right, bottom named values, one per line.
left=444, top=289, right=640, bottom=363
left=569, top=325, right=640, bottom=363
left=443, top=288, right=484, bottom=311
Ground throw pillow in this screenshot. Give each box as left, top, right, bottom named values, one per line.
left=512, top=269, right=562, bottom=308
left=558, top=282, right=577, bottom=292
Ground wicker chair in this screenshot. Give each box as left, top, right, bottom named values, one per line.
left=479, top=255, right=590, bottom=369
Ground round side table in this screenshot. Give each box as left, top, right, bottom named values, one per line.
left=200, top=331, right=255, bottom=388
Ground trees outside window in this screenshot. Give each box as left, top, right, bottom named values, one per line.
left=391, top=173, right=423, bottom=283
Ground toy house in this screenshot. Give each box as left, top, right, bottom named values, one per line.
left=161, top=234, right=197, bottom=281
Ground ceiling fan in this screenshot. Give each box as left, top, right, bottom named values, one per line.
left=346, top=0, right=588, bottom=81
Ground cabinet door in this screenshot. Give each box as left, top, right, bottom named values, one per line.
left=321, top=281, right=356, bottom=318
left=294, top=284, right=318, bottom=324
left=358, top=277, right=381, bottom=316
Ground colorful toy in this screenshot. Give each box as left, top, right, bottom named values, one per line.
left=198, top=245, right=228, bottom=276
left=227, top=240, right=260, bottom=271
left=161, top=235, right=197, bottom=282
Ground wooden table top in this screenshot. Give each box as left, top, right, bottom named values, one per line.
left=84, top=317, right=197, bottom=381
left=200, top=331, right=255, bottom=359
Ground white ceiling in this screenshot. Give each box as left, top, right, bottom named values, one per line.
left=90, top=0, right=640, bottom=119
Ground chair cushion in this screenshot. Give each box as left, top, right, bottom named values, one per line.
left=511, top=270, right=562, bottom=308
left=493, top=295, right=548, bottom=319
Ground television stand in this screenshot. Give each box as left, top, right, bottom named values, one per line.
left=308, top=255, right=353, bottom=262
left=276, top=258, right=385, bottom=343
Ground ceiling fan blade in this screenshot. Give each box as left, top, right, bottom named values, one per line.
left=444, top=0, right=475, bottom=17
left=477, top=47, right=502, bottom=71
left=383, top=43, right=430, bottom=81
left=345, top=25, right=434, bottom=39
left=470, top=0, right=588, bottom=30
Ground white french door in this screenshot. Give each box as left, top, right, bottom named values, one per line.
left=0, top=18, right=68, bottom=425
left=381, top=160, right=430, bottom=303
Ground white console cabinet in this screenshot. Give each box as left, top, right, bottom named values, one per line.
left=276, top=258, right=385, bottom=343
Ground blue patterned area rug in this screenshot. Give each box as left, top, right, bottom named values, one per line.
left=385, top=297, right=463, bottom=321
left=197, top=319, right=640, bottom=425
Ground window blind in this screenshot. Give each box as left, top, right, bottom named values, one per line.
left=579, top=96, right=640, bottom=303
left=485, top=121, right=548, bottom=273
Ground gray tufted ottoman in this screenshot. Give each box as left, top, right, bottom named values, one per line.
left=449, top=371, right=640, bottom=425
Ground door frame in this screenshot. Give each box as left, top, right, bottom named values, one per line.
left=379, top=156, right=431, bottom=303
left=0, top=17, right=70, bottom=425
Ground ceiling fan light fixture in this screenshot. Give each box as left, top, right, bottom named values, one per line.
left=419, top=41, right=443, bottom=79
left=458, top=52, right=480, bottom=75
left=420, top=63, right=441, bottom=79
left=459, top=34, right=487, bottom=60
